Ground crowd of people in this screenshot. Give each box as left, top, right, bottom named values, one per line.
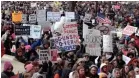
left=1, top=1, right=139, bottom=78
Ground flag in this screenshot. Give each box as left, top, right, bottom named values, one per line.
left=96, top=13, right=111, bottom=24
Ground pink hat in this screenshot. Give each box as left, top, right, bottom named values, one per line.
left=25, top=45, right=31, bottom=50
left=4, top=61, right=13, bottom=71
left=25, top=64, right=33, bottom=72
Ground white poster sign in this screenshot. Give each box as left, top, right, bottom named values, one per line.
left=37, top=10, right=46, bottom=22
left=23, top=24, right=42, bottom=39
left=85, top=29, right=101, bottom=56
left=39, top=50, right=50, bottom=64
left=122, top=55, right=131, bottom=65
left=65, top=12, right=75, bottom=20
left=83, top=23, right=89, bottom=38
left=47, top=12, right=61, bottom=22
left=22, top=14, right=27, bottom=23
left=29, top=14, right=36, bottom=24
left=103, top=35, right=113, bottom=52
left=122, top=25, right=137, bottom=36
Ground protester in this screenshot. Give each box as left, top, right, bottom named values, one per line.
left=1, top=61, right=15, bottom=78
left=1, top=1, right=139, bottom=78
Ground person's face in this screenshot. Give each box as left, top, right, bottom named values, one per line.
left=18, top=51, right=22, bottom=56
left=44, top=44, right=49, bottom=48
left=7, top=66, right=12, bottom=72
left=102, top=66, right=108, bottom=72
left=115, top=71, right=121, bottom=78
left=117, top=56, right=122, bottom=60
left=34, top=66, right=39, bottom=72
left=21, top=43, right=25, bottom=49
left=113, top=61, right=118, bottom=67
left=133, top=61, right=138, bottom=66
left=90, top=67, right=97, bottom=75
left=125, top=66, right=129, bottom=73
left=79, top=68, right=85, bottom=75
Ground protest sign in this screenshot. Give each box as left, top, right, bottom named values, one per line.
left=29, top=14, right=37, bottom=24
left=122, top=25, right=137, bottom=36
left=41, top=21, right=52, bottom=32
left=37, top=10, right=46, bottom=23
left=50, top=49, right=58, bottom=62
left=122, top=55, right=131, bottom=65
left=39, top=50, right=50, bottom=64
left=15, top=26, right=30, bottom=35
left=62, top=22, right=78, bottom=35
left=83, top=13, right=92, bottom=23
left=12, top=11, right=22, bottom=23
left=22, top=14, right=27, bottom=23
left=96, top=25, right=115, bottom=35
left=23, top=24, right=41, bottom=39
left=31, top=2, right=37, bottom=7
left=65, top=12, right=75, bottom=20
left=47, top=12, right=61, bottom=22
left=103, top=35, right=113, bottom=52
left=84, top=29, right=101, bottom=56
left=52, top=34, right=80, bottom=51
left=83, top=23, right=89, bottom=38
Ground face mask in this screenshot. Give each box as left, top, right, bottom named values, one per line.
left=106, top=54, right=112, bottom=59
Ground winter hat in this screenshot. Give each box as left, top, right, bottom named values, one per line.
left=76, top=58, right=85, bottom=64
left=4, top=61, right=13, bottom=71
left=90, top=64, right=98, bottom=69
left=99, top=72, right=108, bottom=78
left=100, top=63, right=107, bottom=70
left=25, top=64, right=33, bottom=72
left=25, top=45, right=31, bottom=50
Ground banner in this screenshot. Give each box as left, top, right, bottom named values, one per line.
left=22, top=14, right=27, bottom=23
left=103, top=35, right=113, bottom=52
left=15, top=26, right=30, bottom=35
left=12, top=11, right=22, bottom=23
left=122, top=25, right=137, bottom=36
left=83, top=13, right=92, bottom=23
left=65, top=12, right=75, bottom=20
left=50, top=49, right=58, bottom=62
left=47, top=12, right=61, bottom=22
left=29, top=14, right=36, bottom=24
left=39, top=50, right=50, bottom=64
left=23, top=24, right=41, bottom=39
left=84, top=29, right=101, bottom=56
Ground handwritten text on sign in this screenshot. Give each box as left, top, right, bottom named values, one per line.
left=39, top=50, right=50, bottom=64
left=63, top=22, right=78, bottom=36
left=53, top=34, right=79, bottom=51
left=122, top=25, right=137, bottom=36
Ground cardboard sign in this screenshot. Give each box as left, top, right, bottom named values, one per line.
left=50, top=49, right=58, bottom=62
left=122, top=25, right=137, bottom=36
left=103, top=35, right=113, bottom=52
left=39, top=50, right=50, bottom=64
left=65, top=12, right=75, bottom=20
left=31, top=3, right=37, bottom=7
left=15, top=26, right=30, bottom=35
left=47, top=12, right=61, bottom=22
left=84, top=29, right=101, bottom=56
left=29, top=14, right=37, bottom=24
left=22, top=14, right=27, bottom=23
left=83, top=13, right=92, bottom=23
left=12, top=11, right=22, bottom=23
left=23, top=24, right=41, bottom=39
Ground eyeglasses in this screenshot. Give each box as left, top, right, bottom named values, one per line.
left=80, top=61, right=85, bottom=63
